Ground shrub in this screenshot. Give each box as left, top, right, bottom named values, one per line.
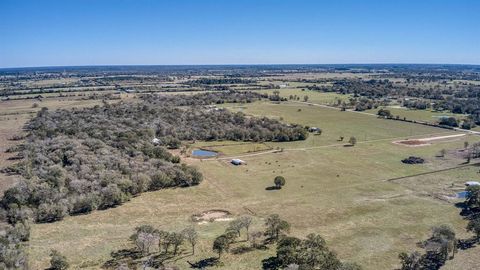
left=49, top=249, right=69, bottom=270
left=401, top=156, right=425, bottom=164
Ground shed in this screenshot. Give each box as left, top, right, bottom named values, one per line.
left=465, top=181, right=480, bottom=186
left=308, top=127, right=321, bottom=133
left=231, top=159, right=245, bottom=165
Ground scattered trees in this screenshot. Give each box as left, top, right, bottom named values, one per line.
left=182, top=227, right=198, bottom=254
left=398, top=251, right=422, bottom=270
left=239, top=216, right=252, bottom=240
left=438, top=117, right=458, bottom=127
left=265, top=233, right=361, bottom=270
left=130, top=225, right=160, bottom=255
left=265, top=214, right=290, bottom=242
left=465, top=185, right=480, bottom=210
left=169, top=232, right=184, bottom=255
left=348, top=136, right=357, bottom=146
left=49, top=249, right=69, bottom=270
left=274, top=176, right=286, bottom=189
left=398, top=225, right=457, bottom=270
left=467, top=218, right=480, bottom=240
left=213, top=235, right=230, bottom=259
left=429, top=225, right=457, bottom=260
left=377, top=108, right=392, bottom=118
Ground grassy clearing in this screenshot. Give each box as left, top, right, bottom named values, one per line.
left=221, top=101, right=457, bottom=149
left=191, top=141, right=272, bottom=156
left=254, top=88, right=351, bottom=105
left=25, top=99, right=480, bottom=269
left=365, top=106, right=467, bottom=124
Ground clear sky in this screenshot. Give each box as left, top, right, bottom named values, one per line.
left=0, top=0, right=479, bottom=68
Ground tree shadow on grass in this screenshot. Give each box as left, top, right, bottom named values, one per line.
left=231, top=245, right=254, bottom=255
left=262, top=256, right=280, bottom=270
left=187, top=257, right=220, bottom=268
left=149, top=253, right=176, bottom=268
left=103, top=248, right=143, bottom=268
left=457, top=237, right=479, bottom=250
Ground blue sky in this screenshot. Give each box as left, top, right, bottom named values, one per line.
left=0, top=0, right=479, bottom=68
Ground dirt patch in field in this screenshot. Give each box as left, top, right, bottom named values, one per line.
left=191, top=209, right=232, bottom=223
left=393, top=134, right=466, bottom=147
left=394, top=139, right=429, bottom=146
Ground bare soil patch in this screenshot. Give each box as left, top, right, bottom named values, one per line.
left=393, top=134, right=466, bottom=147
left=395, top=139, right=429, bottom=146
left=191, top=209, right=232, bottom=223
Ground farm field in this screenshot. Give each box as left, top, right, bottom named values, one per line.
left=26, top=99, right=479, bottom=269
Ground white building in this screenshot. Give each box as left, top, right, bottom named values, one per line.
left=231, top=159, right=245, bottom=165
left=465, top=181, right=480, bottom=186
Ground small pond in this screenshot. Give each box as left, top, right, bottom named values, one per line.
left=457, top=191, right=470, bottom=199
left=192, top=149, right=218, bottom=157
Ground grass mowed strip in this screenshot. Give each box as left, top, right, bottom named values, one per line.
left=27, top=100, right=475, bottom=269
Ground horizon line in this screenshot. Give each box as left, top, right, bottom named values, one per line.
left=2, top=62, right=480, bottom=70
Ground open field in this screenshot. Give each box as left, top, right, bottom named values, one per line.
left=192, top=141, right=273, bottom=156
left=365, top=107, right=466, bottom=124
left=25, top=98, right=480, bottom=269
left=254, top=88, right=351, bottom=105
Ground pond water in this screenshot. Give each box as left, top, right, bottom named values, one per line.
left=457, top=191, right=470, bottom=198
left=192, top=149, right=218, bottom=157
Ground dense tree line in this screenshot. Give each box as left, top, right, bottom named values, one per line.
left=0, top=222, right=30, bottom=269
left=1, top=91, right=306, bottom=225
left=307, top=79, right=408, bottom=98
left=186, top=78, right=256, bottom=85
left=143, top=90, right=266, bottom=106
left=304, top=77, right=480, bottom=118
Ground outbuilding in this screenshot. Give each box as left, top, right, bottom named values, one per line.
left=231, top=159, right=245, bottom=165
left=465, top=181, right=480, bottom=186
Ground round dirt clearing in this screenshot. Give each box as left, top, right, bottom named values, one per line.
left=192, top=209, right=232, bottom=223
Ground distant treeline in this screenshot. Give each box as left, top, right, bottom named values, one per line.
left=186, top=78, right=256, bottom=85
